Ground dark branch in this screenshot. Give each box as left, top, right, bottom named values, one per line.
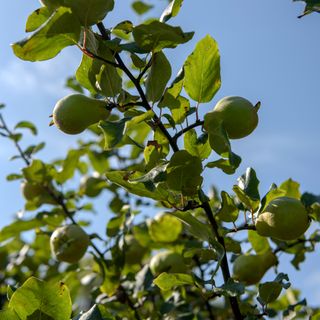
left=173, top=120, right=204, bottom=142
left=226, top=223, right=256, bottom=234
left=201, top=201, right=243, bottom=320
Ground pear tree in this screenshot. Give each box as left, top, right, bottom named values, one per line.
left=0, top=1, right=320, bottom=319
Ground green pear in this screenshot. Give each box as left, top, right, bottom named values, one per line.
left=120, top=235, right=148, bottom=265
left=233, top=251, right=277, bottom=285
left=150, top=251, right=187, bottom=276
left=21, top=181, right=57, bottom=205
left=256, top=196, right=309, bottom=241
left=205, top=96, right=258, bottom=139
left=50, top=224, right=90, bottom=263
left=52, top=94, right=110, bottom=135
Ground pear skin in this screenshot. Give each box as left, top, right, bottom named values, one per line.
left=208, top=96, right=258, bottom=139
left=256, top=197, right=309, bottom=241
left=53, top=94, right=110, bottom=135
left=150, top=251, right=187, bottom=276
left=233, top=251, right=277, bottom=285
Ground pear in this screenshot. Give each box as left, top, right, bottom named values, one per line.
left=150, top=251, right=187, bottom=276
left=52, top=94, right=110, bottom=135
left=205, top=96, right=258, bottom=139
left=50, top=224, right=90, bottom=263
left=233, top=251, right=277, bottom=285
left=256, top=196, right=309, bottom=241
left=21, top=181, right=57, bottom=205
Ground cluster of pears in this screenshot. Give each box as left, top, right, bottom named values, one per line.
left=256, top=196, right=310, bottom=241
left=50, top=224, right=90, bottom=263
left=204, top=96, right=259, bottom=140
left=52, top=94, right=110, bottom=135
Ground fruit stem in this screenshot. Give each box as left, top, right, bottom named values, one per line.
left=201, top=201, right=243, bottom=320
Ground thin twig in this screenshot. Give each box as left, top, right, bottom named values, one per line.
left=201, top=202, right=243, bottom=320
left=0, top=114, right=31, bottom=165
left=226, top=223, right=256, bottom=234
left=173, top=120, right=204, bottom=142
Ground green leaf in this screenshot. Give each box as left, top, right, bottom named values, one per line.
left=96, top=64, right=122, bottom=98
left=160, top=0, right=184, bottom=22
left=170, top=96, right=190, bottom=124
left=217, top=191, right=239, bottom=222
left=64, top=0, right=114, bottom=26
left=204, top=111, right=231, bottom=156
left=295, top=0, right=320, bottom=17
left=237, top=167, right=260, bottom=201
left=25, top=7, right=51, bottom=33
left=184, top=35, right=221, bottom=103
left=184, top=129, right=211, bottom=160
left=125, top=110, right=154, bottom=133
left=166, top=150, right=203, bottom=196
left=259, top=183, right=286, bottom=213
left=159, top=69, right=184, bottom=108
left=107, top=215, right=126, bottom=237
left=98, top=118, right=129, bottom=150
left=8, top=277, right=71, bottom=320
left=206, top=152, right=241, bottom=174
left=12, top=7, right=81, bottom=61
left=131, top=1, right=154, bottom=15
left=279, top=178, right=301, bottom=199
left=148, top=213, right=182, bottom=243
left=248, top=230, right=270, bottom=254
left=211, top=278, right=245, bottom=297
left=258, top=281, right=282, bottom=304
left=146, top=51, right=172, bottom=102
left=170, top=211, right=211, bottom=241
left=76, top=54, right=101, bottom=94
left=106, top=171, right=167, bottom=201
left=55, top=149, right=85, bottom=184
left=23, top=159, right=54, bottom=183
left=15, top=121, right=38, bottom=135
left=0, top=219, right=46, bottom=242
left=133, top=21, right=194, bottom=52
left=0, top=309, right=19, bottom=320
left=153, top=272, right=194, bottom=291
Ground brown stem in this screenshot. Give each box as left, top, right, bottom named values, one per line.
left=194, top=256, right=216, bottom=320
left=96, top=22, right=179, bottom=153
left=201, top=202, right=243, bottom=320
left=173, top=120, right=204, bottom=142
left=226, top=223, right=256, bottom=234
left=0, top=114, right=31, bottom=165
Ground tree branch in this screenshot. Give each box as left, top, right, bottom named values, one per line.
left=173, top=120, right=204, bottom=142
left=96, top=22, right=179, bottom=152
left=225, top=223, right=256, bottom=234
left=201, top=201, right=243, bottom=320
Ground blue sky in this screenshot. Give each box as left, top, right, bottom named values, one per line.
left=1, top=0, right=320, bottom=305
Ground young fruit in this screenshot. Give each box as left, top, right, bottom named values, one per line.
left=150, top=251, right=187, bottom=276
left=205, top=96, right=259, bottom=139
left=52, top=94, right=110, bottom=135
left=21, top=181, right=56, bottom=205
left=233, top=251, right=277, bottom=285
left=255, top=196, right=309, bottom=241
left=50, top=224, right=90, bottom=263
left=120, top=235, right=148, bottom=265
